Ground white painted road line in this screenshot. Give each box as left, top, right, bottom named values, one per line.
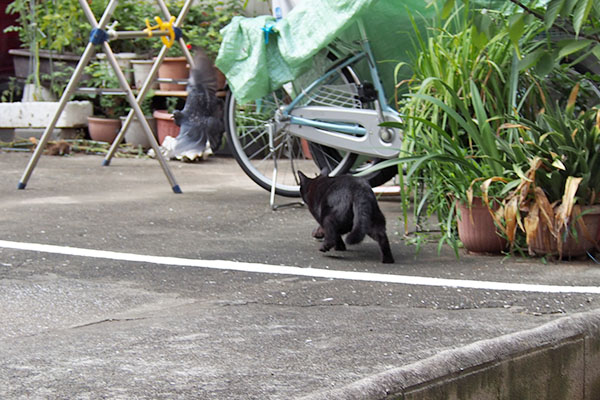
left=1, top=239, right=600, bottom=294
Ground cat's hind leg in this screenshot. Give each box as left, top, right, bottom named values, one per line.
left=319, top=218, right=344, bottom=252
left=368, top=230, right=395, bottom=264
left=313, top=225, right=345, bottom=249
left=334, top=236, right=346, bottom=251
left=320, top=233, right=345, bottom=252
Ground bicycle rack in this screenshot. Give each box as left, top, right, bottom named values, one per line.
left=17, top=0, right=196, bottom=194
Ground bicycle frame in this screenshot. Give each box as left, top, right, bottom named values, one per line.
left=274, top=19, right=402, bottom=159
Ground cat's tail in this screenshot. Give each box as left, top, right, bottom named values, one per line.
left=345, top=198, right=370, bottom=245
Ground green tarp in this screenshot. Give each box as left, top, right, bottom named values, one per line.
left=215, top=0, right=436, bottom=104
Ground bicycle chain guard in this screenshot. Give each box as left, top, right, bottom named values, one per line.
left=287, top=106, right=402, bottom=158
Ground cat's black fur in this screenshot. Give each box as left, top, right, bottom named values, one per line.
left=298, top=170, right=394, bottom=264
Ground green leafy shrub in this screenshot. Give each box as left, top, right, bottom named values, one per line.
left=389, top=0, right=600, bottom=255
left=154, top=0, right=244, bottom=59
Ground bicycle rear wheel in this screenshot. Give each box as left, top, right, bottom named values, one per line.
left=225, top=89, right=357, bottom=197
left=225, top=55, right=362, bottom=197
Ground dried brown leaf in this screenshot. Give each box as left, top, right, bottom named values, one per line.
left=524, top=202, right=540, bottom=256
left=504, top=197, right=518, bottom=244
left=554, top=176, right=583, bottom=258
left=479, top=177, right=508, bottom=236
left=534, top=186, right=555, bottom=235
left=566, top=83, right=580, bottom=113
left=555, top=176, right=583, bottom=231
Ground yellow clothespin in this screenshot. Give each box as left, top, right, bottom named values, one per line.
left=144, top=18, right=158, bottom=37
left=144, top=16, right=176, bottom=48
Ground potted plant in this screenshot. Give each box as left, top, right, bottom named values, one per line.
left=121, top=94, right=157, bottom=150
left=94, top=0, right=158, bottom=85
left=388, top=1, right=600, bottom=258
left=6, top=0, right=89, bottom=83
left=153, top=96, right=182, bottom=145
left=378, top=3, right=534, bottom=255
left=131, top=59, right=159, bottom=90
left=155, top=54, right=189, bottom=91
left=83, top=61, right=129, bottom=143
left=0, top=67, right=92, bottom=138
left=6, top=0, right=157, bottom=97
left=396, top=77, right=517, bottom=255
left=151, top=0, right=243, bottom=91
left=488, top=83, right=600, bottom=259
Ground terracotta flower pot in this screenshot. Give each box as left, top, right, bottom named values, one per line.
left=300, top=139, right=313, bottom=159
left=153, top=110, right=180, bottom=145
left=528, top=205, right=600, bottom=258
left=215, top=67, right=227, bottom=90
left=87, top=116, right=121, bottom=143
left=157, top=57, right=189, bottom=91
left=456, top=197, right=507, bottom=254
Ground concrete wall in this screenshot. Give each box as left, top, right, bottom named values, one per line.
left=302, top=310, right=600, bottom=400
left=243, top=0, right=271, bottom=16
left=0, top=101, right=92, bottom=129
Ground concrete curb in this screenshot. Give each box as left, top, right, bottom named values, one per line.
left=301, top=309, right=600, bottom=400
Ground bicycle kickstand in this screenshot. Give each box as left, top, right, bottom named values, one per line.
left=267, top=123, right=303, bottom=211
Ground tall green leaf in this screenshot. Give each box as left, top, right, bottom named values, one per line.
left=517, top=48, right=545, bottom=72
left=441, top=0, right=456, bottom=20
left=572, top=0, right=594, bottom=36
left=508, top=13, right=525, bottom=48
left=557, top=39, right=593, bottom=59
left=545, top=0, right=566, bottom=29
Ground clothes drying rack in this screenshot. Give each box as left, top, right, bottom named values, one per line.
left=17, top=0, right=196, bottom=193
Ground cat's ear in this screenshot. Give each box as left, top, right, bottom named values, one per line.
left=298, top=171, right=308, bottom=184
left=320, top=167, right=331, bottom=177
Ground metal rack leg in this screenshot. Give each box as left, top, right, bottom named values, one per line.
left=18, top=42, right=97, bottom=190
left=101, top=42, right=182, bottom=194
left=18, top=0, right=184, bottom=193
left=102, top=44, right=169, bottom=166
left=103, top=0, right=195, bottom=167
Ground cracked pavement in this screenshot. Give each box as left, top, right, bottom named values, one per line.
left=1, top=152, right=600, bottom=399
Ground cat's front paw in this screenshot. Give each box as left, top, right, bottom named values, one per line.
left=312, top=226, right=324, bottom=240
left=319, top=243, right=332, bottom=252
left=382, top=255, right=395, bottom=264
left=334, top=241, right=346, bottom=251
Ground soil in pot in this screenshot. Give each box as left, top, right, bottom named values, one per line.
left=456, top=197, right=507, bottom=254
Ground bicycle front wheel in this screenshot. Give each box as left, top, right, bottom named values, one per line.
left=224, top=89, right=357, bottom=198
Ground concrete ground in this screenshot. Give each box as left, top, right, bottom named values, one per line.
left=1, top=150, right=600, bottom=399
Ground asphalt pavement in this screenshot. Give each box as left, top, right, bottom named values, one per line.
left=2, top=150, right=600, bottom=399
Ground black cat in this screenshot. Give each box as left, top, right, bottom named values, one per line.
left=298, top=170, right=395, bottom=264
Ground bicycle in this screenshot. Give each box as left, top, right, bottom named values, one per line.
left=222, top=17, right=403, bottom=200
